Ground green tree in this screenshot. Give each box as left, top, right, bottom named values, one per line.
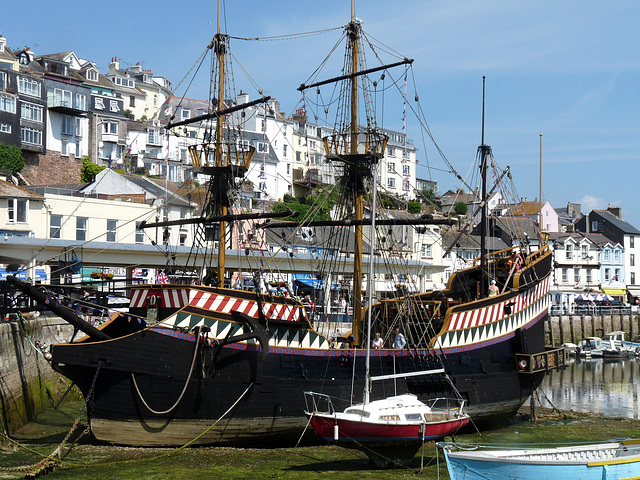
left=0, top=142, right=25, bottom=174
left=81, top=156, right=106, bottom=182
left=419, top=188, right=436, bottom=203
left=454, top=201, right=468, bottom=215
left=407, top=200, right=421, bottom=214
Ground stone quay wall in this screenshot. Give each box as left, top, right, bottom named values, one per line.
left=546, top=313, right=640, bottom=346
left=0, top=317, right=74, bottom=438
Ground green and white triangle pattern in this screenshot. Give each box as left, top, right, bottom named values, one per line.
left=437, top=294, right=549, bottom=349
left=164, top=311, right=330, bottom=350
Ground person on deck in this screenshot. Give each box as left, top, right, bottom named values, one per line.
left=372, top=332, right=383, bottom=349
left=393, top=327, right=406, bottom=349
left=489, top=280, right=499, bottom=297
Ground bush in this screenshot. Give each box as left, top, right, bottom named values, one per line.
left=0, top=142, right=25, bottom=173
left=407, top=200, right=421, bottom=214
left=454, top=201, right=468, bottom=215
left=81, top=157, right=105, bottom=182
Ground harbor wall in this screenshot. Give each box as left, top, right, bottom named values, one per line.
left=0, top=317, right=74, bottom=439
left=546, top=313, right=640, bottom=346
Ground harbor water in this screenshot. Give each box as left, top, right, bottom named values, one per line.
left=538, top=356, right=640, bottom=419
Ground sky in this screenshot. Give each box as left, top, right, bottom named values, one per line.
left=2, top=0, right=639, bottom=227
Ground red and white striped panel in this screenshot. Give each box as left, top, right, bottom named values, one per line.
left=447, top=277, right=550, bottom=332
left=130, top=288, right=190, bottom=308
left=188, top=290, right=301, bottom=322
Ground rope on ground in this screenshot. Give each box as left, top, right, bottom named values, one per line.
left=0, top=360, right=103, bottom=477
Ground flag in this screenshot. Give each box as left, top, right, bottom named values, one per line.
left=156, top=270, right=169, bottom=284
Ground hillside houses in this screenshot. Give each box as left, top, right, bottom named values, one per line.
left=2, top=33, right=640, bottom=308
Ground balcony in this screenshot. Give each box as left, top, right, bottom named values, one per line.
left=47, top=93, right=88, bottom=115
left=293, top=168, right=324, bottom=186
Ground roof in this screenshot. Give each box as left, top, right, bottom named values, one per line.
left=122, top=174, right=192, bottom=208
left=548, top=232, right=618, bottom=247
left=0, top=179, right=44, bottom=200
left=590, top=209, right=640, bottom=235
left=442, top=229, right=509, bottom=251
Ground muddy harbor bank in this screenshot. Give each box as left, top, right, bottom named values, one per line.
left=1, top=393, right=639, bottom=480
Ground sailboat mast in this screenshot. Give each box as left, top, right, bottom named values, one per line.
left=214, top=5, right=227, bottom=286
left=349, top=17, right=364, bottom=341
left=479, top=76, right=489, bottom=297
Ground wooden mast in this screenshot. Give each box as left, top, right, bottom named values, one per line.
left=214, top=0, right=227, bottom=286
left=349, top=11, right=364, bottom=341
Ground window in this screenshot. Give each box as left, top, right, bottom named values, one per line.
left=581, top=245, right=588, bottom=259
left=604, top=268, right=610, bottom=282
left=61, top=137, right=69, bottom=156
left=566, top=244, right=573, bottom=260
left=388, top=147, right=395, bottom=156
left=114, top=77, right=134, bottom=88
left=129, top=95, right=135, bottom=107
left=106, top=219, right=117, bottom=242
left=53, top=88, right=72, bottom=107
left=21, top=102, right=43, bottom=122
left=135, top=222, right=144, bottom=244
left=604, top=250, right=610, bottom=262
left=181, top=108, right=190, bottom=120
left=283, top=144, right=287, bottom=157
left=0, top=94, right=16, bottom=113
left=76, top=217, right=87, bottom=241
left=7, top=199, right=28, bottom=223
left=75, top=140, right=81, bottom=157
left=102, top=121, right=118, bottom=135
left=615, top=250, right=621, bottom=264
left=296, top=151, right=301, bottom=162
left=257, top=142, right=268, bottom=153
left=148, top=129, right=161, bottom=144
left=309, top=140, right=316, bottom=150
left=286, top=163, right=290, bottom=175
left=421, top=244, right=432, bottom=258
left=62, top=115, right=74, bottom=135
left=614, top=268, right=620, bottom=281
left=403, top=165, right=410, bottom=175
left=403, top=179, right=410, bottom=191
left=75, top=93, right=87, bottom=111
left=387, top=177, right=396, bottom=188
left=561, top=268, right=568, bottom=282
left=574, top=269, right=580, bottom=283
left=586, top=269, right=592, bottom=283
left=631, top=254, right=635, bottom=267
left=50, top=214, right=62, bottom=238
left=631, top=236, right=635, bottom=248
left=86, top=70, right=98, bottom=81
left=632, top=272, right=636, bottom=285
left=0, top=123, right=10, bottom=134
left=21, top=127, right=42, bottom=145
left=388, top=162, right=395, bottom=173
left=0, top=72, right=6, bottom=90
left=18, top=77, right=41, bottom=97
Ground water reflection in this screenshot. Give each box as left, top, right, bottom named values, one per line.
left=539, top=357, right=640, bottom=419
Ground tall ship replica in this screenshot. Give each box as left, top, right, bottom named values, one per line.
left=7, top=3, right=562, bottom=447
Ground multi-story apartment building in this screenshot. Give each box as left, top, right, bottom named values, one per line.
left=0, top=38, right=47, bottom=161
left=576, top=207, right=640, bottom=302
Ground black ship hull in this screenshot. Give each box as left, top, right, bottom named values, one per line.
left=50, top=263, right=552, bottom=446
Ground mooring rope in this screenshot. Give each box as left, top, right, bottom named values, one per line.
left=131, top=325, right=205, bottom=415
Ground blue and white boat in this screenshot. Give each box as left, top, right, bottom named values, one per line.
left=439, top=440, right=640, bottom=480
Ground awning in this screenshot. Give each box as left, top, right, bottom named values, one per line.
left=294, top=278, right=324, bottom=290
left=601, top=288, right=626, bottom=296
left=0, top=268, right=47, bottom=281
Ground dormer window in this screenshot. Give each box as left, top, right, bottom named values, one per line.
left=86, top=70, right=98, bottom=81
left=181, top=108, right=190, bottom=120
left=113, top=77, right=135, bottom=88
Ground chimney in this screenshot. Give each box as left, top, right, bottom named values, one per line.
left=108, top=56, right=119, bottom=75
left=607, top=204, right=622, bottom=219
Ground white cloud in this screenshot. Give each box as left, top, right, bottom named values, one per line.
left=579, top=195, right=606, bottom=213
